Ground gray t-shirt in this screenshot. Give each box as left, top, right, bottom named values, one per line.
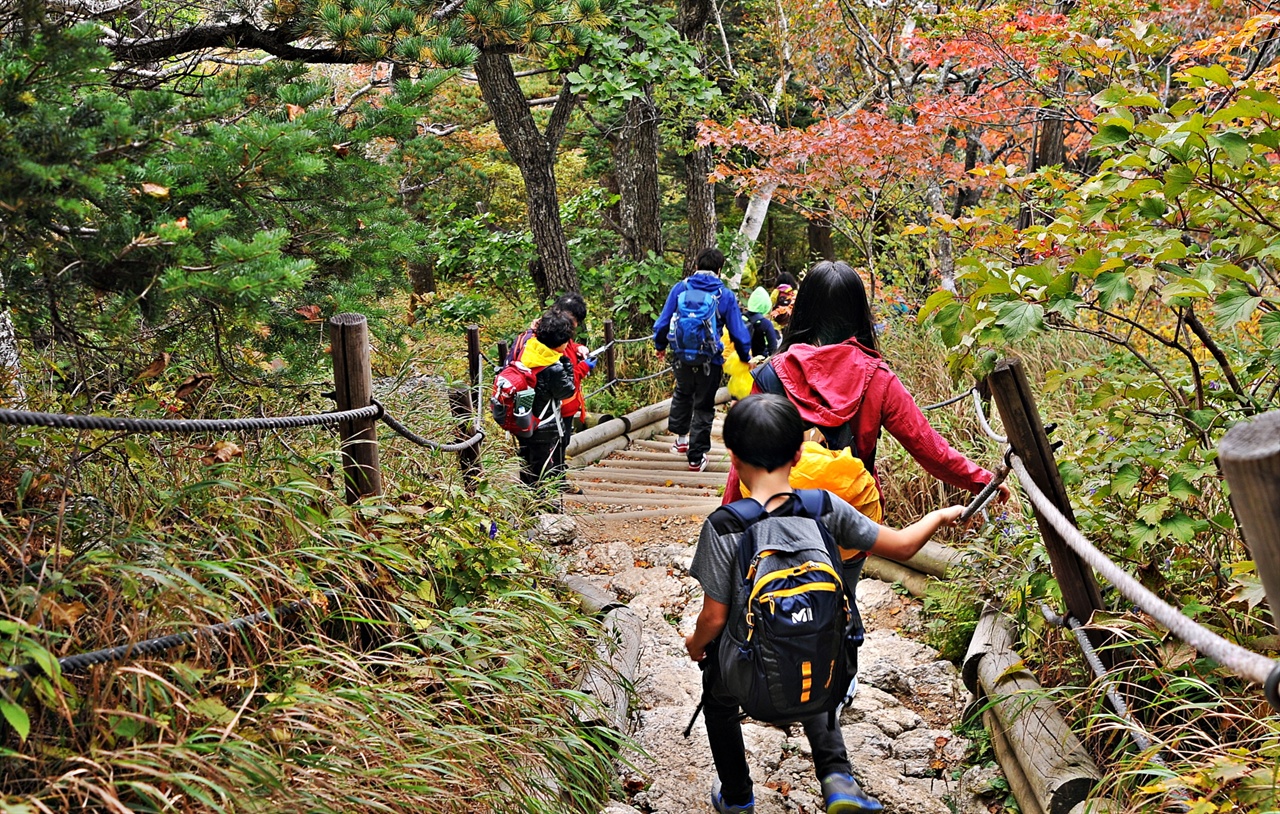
left=689, top=491, right=879, bottom=606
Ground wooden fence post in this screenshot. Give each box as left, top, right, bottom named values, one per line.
left=466, top=324, right=481, bottom=391
left=329, top=313, right=382, bottom=503
left=603, top=319, right=616, bottom=388
left=1219, top=411, right=1280, bottom=613
left=449, top=386, right=482, bottom=487
left=988, top=358, right=1105, bottom=630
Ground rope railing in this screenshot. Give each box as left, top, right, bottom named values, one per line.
left=3, top=594, right=330, bottom=683
left=1007, top=452, right=1280, bottom=710
left=922, top=388, right=976, bottom=411
left=0, top=404, right=381, bottom=434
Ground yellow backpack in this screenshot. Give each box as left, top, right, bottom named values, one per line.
left=742, top=441, right=882, bottom=522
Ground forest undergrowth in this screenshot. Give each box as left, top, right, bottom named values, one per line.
left=0, top=325, right=630, bottom=813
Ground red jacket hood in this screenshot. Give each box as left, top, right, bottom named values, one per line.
left=771, top=340, right=883, bottom=427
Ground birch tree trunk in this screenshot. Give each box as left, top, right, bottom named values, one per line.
left=723, top=0, right=791, bottom=289
left=0, top=274, right=24, bottom=404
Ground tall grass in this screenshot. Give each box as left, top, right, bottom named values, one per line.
left=0, top=376, right=627, bottom=812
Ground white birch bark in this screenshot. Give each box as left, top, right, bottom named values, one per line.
left=0, top=273, right=24, bottom=404
left=725, top=0, right=792, bottom=290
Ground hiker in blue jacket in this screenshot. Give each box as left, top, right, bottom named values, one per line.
left=653, top=248, right=752, bottom=472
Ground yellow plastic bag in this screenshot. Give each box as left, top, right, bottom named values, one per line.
left=721, top=329, right=753, bottom=398
left=742, top=441, right=882, bottom=522
left=728, top=369, right=753, bottom=399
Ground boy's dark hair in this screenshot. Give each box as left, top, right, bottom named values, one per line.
left=774, top=271, right=797, bottom=289
left=695, top=247, right=725, bottom=273
left=535, top=309, right=575, bottom=349
left=553, top=292, right=587, bottom=325
left=723, top=394, right=805, bottom=472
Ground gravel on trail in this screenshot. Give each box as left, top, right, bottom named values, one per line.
left=562, top=511, right=1006, bottom=814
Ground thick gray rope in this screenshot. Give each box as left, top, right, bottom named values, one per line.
left=585, top=380, right=617, bottom=400
left=972, top=390, right=1008, bottom=444
left=376, top=355, right=486, bottom=452
left=3, top=595, right=325, bottom=682
left=0, top=404, right=380, bottom=434
left=615, top=368, right=672, bottom=384
left=614, top=334, right=654, bottom=345
left=959, top=456, right=1010, bottom=522
left=379, top=408, right=484, bottom=452
left=1009, top=453, right=1280, bottom=707
left=923, top=388, right=976, bottom=411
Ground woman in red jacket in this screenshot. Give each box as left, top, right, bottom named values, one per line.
left=722, top=260, right=1010, bottom=509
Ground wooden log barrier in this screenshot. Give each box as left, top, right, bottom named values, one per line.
left=964, top=610, right=1102, bottom=814
left=984, top=709, right=1046, bottom=814
left=329, top=313, right=382, bottom=502
left=1219, top=411, right=1280, bottom=614
left=573, top=605, right=643, bottom=734
left=566, top=387, right=731, bottom=459
left=862, top=556, right=929, bottom=597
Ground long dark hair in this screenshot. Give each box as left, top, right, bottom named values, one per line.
left=779, top=261, right=877, bottom=352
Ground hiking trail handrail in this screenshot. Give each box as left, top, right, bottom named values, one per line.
left=950, top=358, right=1280, bottom=712
left=1010, top=451, right=1280, bottom=707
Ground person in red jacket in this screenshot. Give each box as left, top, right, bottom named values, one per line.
left=508, top=293, right=595, bottom=447
left=721, top=260, right=1010, bottom=511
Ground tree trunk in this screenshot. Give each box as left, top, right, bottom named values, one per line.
left=0, top=273, right=25, bottom=404
left=677, top=0, right=718, bottom=274
left=925, top=178, right=957, bottom=292
left=807, top=216, right=835, bottom=263
left=682, top=140, right=719, bottom=273
left=473, top=49, right=577, bottom=297
left=407, top=259, right=436, bottom=295
left=612, top=93, right=664, bottom=261
left=727, top=181, right=777, bottom=290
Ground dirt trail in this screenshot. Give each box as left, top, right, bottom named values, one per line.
left=563, top=426, right=1001, bottom=814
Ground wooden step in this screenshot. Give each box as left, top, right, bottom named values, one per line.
left=571, top=505, right=720, bottom=521
left=611, top=449, right=730, bottom=464
left=594, top=459, right=731, bottom=474
left=569, top=480, right=720, bottom=498
left=564, top=493, right=722, bottom=508
left=571, top=469, right=727, bottom=488
left=630, top=439, right=729, bottom=455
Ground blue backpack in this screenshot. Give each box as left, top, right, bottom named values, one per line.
left=669, top=287, right=722, bottom=364
left=715, top=490, right=861, bottom=725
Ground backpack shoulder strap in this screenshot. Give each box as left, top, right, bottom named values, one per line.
left=719, top=499, right=768, bottom=580
left=753, top=360, right=783, bottom=396
left=794, top=489, right=827, bottom=519
left=792, top=489, right=845, bottom=578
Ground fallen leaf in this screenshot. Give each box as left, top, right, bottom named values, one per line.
left=174, top=373, right=215, bottom=403
left=295, top=304, right=322, bottom=322
left=34, top=594, right=88, bottom=628
left=285, top=103, right=305, bottom=121
left=174, top=217, right=188, bottom=229
left=332, top=143, right=350, bottom=157
left=200, top=440, right=243, bottom=466
left=140, top=182, right=169, bottom=198
left=135, top=352, right=170, bottom=381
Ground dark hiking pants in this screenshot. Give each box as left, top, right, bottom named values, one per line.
left=700, top=658, right=853, bottom=807
left=668, top=360, right=722, bottom=464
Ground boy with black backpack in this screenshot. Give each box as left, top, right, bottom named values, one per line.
left=684, top=394, right=964, bottom=814
left=653, top=248, right=752, bottom=472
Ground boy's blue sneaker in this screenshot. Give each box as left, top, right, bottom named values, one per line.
left=820, top=773, right=883, bottom=814
left=709, top=779, right=755, bottom=813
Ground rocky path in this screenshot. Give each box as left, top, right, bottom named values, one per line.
left=562, top=424, right=1002, bottom=814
